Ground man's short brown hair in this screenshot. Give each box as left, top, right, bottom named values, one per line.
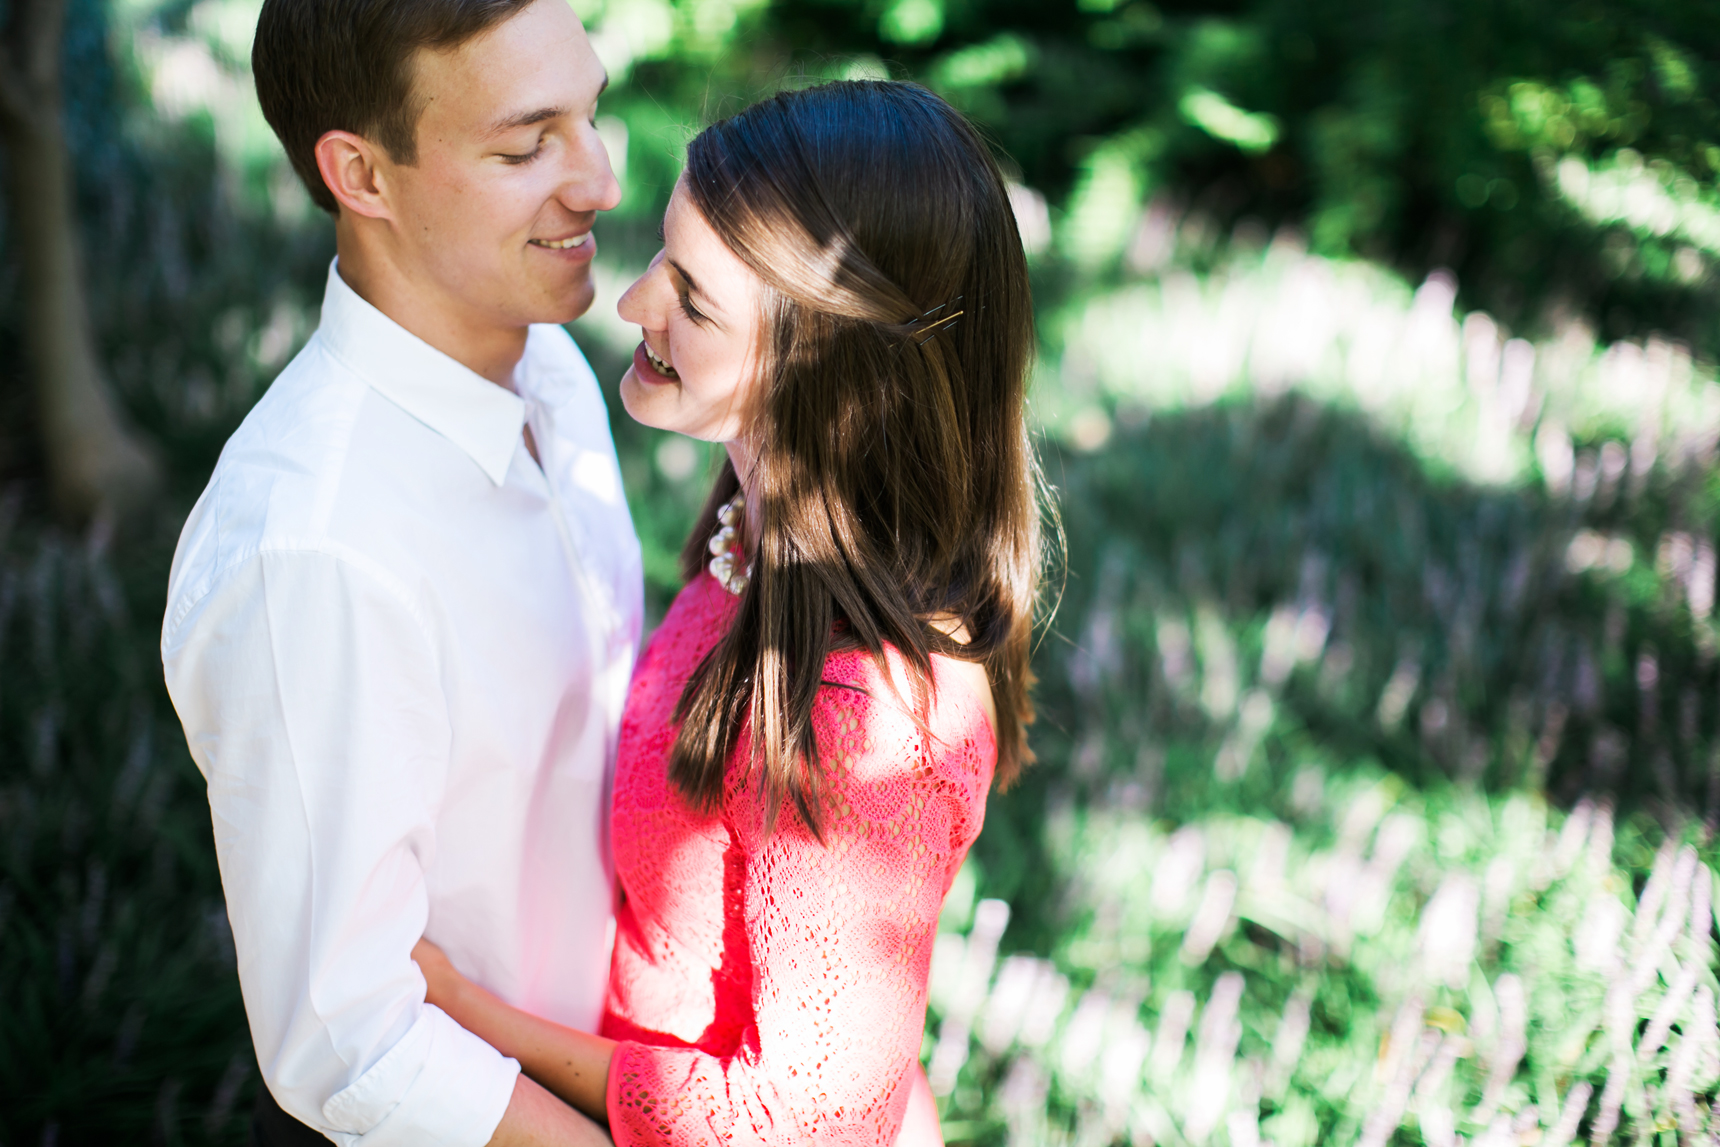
left=253, top=0, right=536, bottom=215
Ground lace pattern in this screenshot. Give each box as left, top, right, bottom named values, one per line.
left=603, top=573, right=995, bottom=1146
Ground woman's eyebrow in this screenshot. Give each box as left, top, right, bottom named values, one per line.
left=667, top=258, right=720, bottom=314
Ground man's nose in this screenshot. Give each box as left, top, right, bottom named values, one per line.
left=560, top=123, right=622, bottom=213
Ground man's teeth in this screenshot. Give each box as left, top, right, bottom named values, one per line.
left=644, top=343, right=677, bottom=377
left=531, top=233, right=589, bottom=250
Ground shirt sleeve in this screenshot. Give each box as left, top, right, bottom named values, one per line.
left=162, top=548, right=520, bottom=1147
left=605, top=659, right=989, bottom=1147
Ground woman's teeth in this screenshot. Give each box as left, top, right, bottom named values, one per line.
left=531, top=233, right=589, bottom=250
left=644, top=342, right=678, bottom=378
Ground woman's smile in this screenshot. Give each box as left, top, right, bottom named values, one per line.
left=636, top=338, right=679, bottom=381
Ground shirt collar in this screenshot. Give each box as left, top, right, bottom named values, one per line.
left=317, top=259, right=526, bottom=486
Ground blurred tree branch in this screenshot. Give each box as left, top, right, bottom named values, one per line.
left=0, top=0, right=159, bottom=525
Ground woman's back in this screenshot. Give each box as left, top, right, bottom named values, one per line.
left=603, top=570, right=995, bottom=1145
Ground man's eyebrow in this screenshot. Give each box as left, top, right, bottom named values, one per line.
left=483, top=106, right=568, bottom=137
left=482, top=73, right=608, bottom=139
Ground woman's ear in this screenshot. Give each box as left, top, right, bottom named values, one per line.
left=314, top=130, right=394, bottom=221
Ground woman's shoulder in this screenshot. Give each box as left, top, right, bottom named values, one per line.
left=645, top=573, right=739, bottom=658
left=668, top=569, right=740, bottom=625
left=783, top=645, right=995, bottom=850
left=815, top=643, right=997, bottom=782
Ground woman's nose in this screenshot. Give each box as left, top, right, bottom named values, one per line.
left=617, top=252, right=669, bottom=326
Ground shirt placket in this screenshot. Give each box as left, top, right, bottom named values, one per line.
left=527, top=400, right=627, bottom=689
left=527, top=399, right=630, bottom=882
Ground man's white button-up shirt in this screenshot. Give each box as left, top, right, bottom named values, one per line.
left=162, top=262, right=643, bottom=1146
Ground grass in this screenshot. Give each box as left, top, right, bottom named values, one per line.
left=0, top=520, right=255, bottom=1144
left=917, top=408, right=1720, bottom=1145
left=934, top=780, right=1717, bottom=1147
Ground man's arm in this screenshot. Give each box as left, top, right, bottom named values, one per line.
left=164, top=549, right=519, bottom=1146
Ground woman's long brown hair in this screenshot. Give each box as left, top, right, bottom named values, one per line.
left=670, top=80, right=1044, bottom=836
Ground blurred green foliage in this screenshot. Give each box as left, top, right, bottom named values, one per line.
left=2, top=0, right=1718, bottom=1141
left=585, top=0, right=1720, bottom=353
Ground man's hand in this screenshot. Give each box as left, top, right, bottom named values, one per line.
left=487, top=1075, right=612, bottom=1147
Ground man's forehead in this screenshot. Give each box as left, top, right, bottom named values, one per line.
left=411, top=2, right=605, bottom=128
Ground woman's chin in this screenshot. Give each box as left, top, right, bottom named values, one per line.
left=619, top=373, right=739, bottom=444
left=619, top=368, right=675, bottom=430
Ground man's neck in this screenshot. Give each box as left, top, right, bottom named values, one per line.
left=334, top=228, right=529, bottom=389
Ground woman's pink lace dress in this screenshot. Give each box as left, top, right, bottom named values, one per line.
left=601, top=572, right=996, bottom=1147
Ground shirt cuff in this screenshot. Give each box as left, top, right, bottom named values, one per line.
left=323, top=1004, right=520, bottom=1147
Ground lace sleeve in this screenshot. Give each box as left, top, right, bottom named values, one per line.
left=605, top=653, right=993, bottom=1147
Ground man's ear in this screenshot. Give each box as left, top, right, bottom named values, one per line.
left=314, top=130, right=394, bottom=220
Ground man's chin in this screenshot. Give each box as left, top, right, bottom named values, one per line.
left=533, top=275, right=599, bottom=326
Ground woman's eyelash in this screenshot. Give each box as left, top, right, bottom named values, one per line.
left=678, top=292, right=706, bottom=324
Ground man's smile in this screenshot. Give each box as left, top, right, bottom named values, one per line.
left=529, top=231, right=591, bottom=250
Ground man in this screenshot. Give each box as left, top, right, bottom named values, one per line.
left=160, top=0, right=638, bottom=1142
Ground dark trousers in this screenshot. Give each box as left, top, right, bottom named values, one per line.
left=248, top=1086, right=334, bottom=1146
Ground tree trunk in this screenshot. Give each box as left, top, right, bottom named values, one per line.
left=1, top=0, right=160, bottom=525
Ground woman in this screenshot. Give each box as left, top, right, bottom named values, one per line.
left=413, top=79, right=1043, bottom=1146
